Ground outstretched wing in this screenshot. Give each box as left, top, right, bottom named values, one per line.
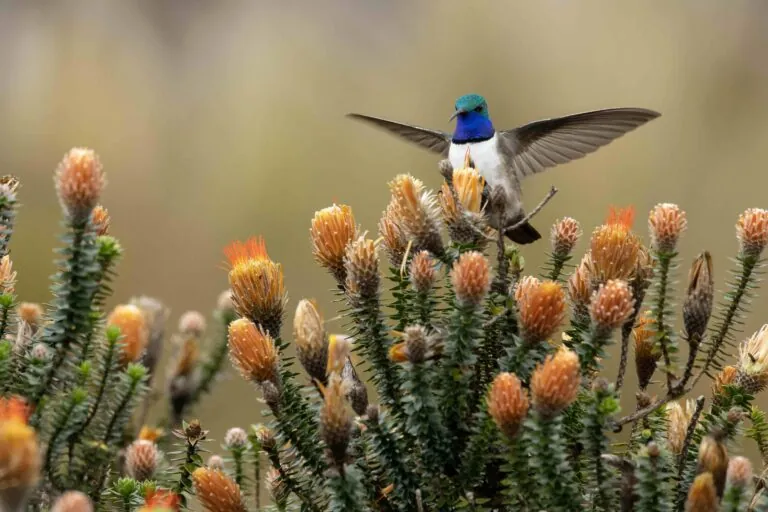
left=346, top=113, right=451, bottom=156
left=498, top=107, right=660, bottom=179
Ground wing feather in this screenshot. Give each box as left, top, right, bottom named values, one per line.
left=499, top=107, right=660, bottom=178
left=346, top=113, right=451, bottom=156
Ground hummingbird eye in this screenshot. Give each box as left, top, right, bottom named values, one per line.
left=474, top=106, right=483, bottom=112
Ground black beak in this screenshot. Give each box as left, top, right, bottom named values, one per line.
left=450, top=109, right=465, bottom=121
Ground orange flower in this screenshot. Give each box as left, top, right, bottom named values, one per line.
left=589, top=206, right=641, bottom=283
left=451, top=167, right=486, bottom=214
left=388, top=174, right=444, bottom=256
left=224, top=237, right=285, bottom=335
left=0, top=414, right=40, bottom=496
left=54, top=148, right=105, bottom=222
left=192, top=467, right=247, bottom=512
left=736, top=208, right=768, bottom=257
left=228, top=318, right=278, bottom=384
left=487, top=373, right=529, bottom=438
left=293, top=299, right=328, bottom=383
left=310, top=204, right=357, bottom=284
left=0, top=396, right=32, bottom=424
left=589, top=279, right=635, bottom=330
left=648, top=203, right=687, bottom=252
left=142, top=489, right=181, bottom=512
left=138, top=426, right=164, bottom=443
left=451, top=251, right=490, bottom=307
left=550, top=217, right=582, bottom=257
left=530, top=346, right=581, bottom=416
left=107, top=304, right=149, bottom=365
left=515, top=276, right=566, bottom=343
left=91, top=205, right=110, bottom=236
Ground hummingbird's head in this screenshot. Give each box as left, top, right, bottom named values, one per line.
left=451, top=94, right=494, bottom=142
left=451, top=94, right=489, bottom=121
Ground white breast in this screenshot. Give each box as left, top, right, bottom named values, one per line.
left=448, top=134, right=507, bottom=190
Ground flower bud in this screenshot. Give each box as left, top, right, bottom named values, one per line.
left=224, top=427, right=248, bottom=450
left=54, top=148, right=106, bottom=222
left=310, top=204, right=357, bottom=284
left=589, top=279, right=634, bottom=331
left=228, top=318, right=278, bottom=385
left=550, top=217, right=581, bottom=257
left=530, top=346, right=581, bottom=417
left=685, top=472, right=718, bottom=512
left=192, top=467, right=247, bottom=512
left=320, top=375, right=353, bottom=468
left=125, top=440, right=160, bottom=481
left=451, top=251, right=490, bottom=307
left=344, top=237, right=380, bottom=304
left=648, top=203, right=687, bottom=253
left=736, top=208, right=768, bottom=257
left=51, top=491, right=93, bottom=512
left=409, top=250, right=437, bottom=294
left=107, top=304, right=149, bottom=365
left=179, top=311, right=206, bottom=338
left=487, top=373, right=529, bottom=438
left=293, top=299, right=328, bottom=383
left=515, top=276, right=566, bottom=343
left=683, top=252, right=713, bottom=341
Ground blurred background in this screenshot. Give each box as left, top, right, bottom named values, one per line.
left=2, top=0, right=768, bottom=466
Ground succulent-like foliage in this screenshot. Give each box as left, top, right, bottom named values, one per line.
left=3, top=150, right=768, bottom=512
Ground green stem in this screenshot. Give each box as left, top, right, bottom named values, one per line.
left=652, top=251, right=677, bottom=390
left=103, top=372, right=142, bottom=444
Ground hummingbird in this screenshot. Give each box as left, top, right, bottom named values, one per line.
left=348, top=94, right=660, bottom=244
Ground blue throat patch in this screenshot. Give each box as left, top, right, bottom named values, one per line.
left=452, top=111, right=495, bottom=143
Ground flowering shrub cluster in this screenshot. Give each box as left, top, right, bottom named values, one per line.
left=1, top=147, right=768, bottom=512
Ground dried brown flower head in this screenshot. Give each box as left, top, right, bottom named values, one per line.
left=712, top=366, right=738, bottom=397
left=698, top=434, right=728, bottom=496
left=51, top=491, right=93, bottom=512
left=310, top=204, right=357, bottom=284
left=224, top=427, right=248, bottom=449
left=726, top=456, right=753, bottom=489
left=451, top=251, right=490, bottom=307
left=54, top=148, right=106, bottom=222
left=568, top=254, right=593, bottom=317
left=91, top=205, right=110, bottom=236
left=293, top=299, right=328, bottom=383
left=0, top=255, right=16, bottom=295
left=551, top=217, right=582, bottom=257
left=17, top=302, right=43, bottom=330
left=344, top=236, right=380, bottom=303
left=178, top=311, right=206, bottom=337
left=378, top=201, right=408, bottom=266
left=588, top=206, right=641, bottom=283
left=224, top=237, right=286, bottom=335
left=487, top=372, right=530, bottom=439
left=515, top=276, right=566, bottom=343
left=633, top=312, right=660, bottom=389
left=736, top=208, right=768, bottom=257
left=107, top=304, right=149, bottom=365
left=648, top=203, right=687, bottom=252
left=228, top=318, right=278, bottom=385
left=589, top=279, right=634, bottom=330
left=665, top=399, right=695, bottom=455
left=388, top=174, right=444, bottom=256
left=326, top=334, right=351, bottom=377
left=320, top=374, right=353, bottom=467
left=683, top=251, right=714, bottom=340
left=530, top=346, right=581, bottom=416
left=255, top=425, right=276, bottom=451
left=192, top=467, right=247, bottom=512
left=736, top=324, right=768, bottom=394
left=410, top=250, right=437, bottom=294
left=125, top=439, right=160, bottom=481
left=685, top=472, right=718, bottom=512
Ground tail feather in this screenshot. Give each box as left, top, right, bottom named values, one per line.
left=505, top=221, right=541, bottom=245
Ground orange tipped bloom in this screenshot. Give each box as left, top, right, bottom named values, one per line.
left=451, top=167, right=486, bottom=214
left=712, top=365, right=738, bottom=397
left=410, top=250, right=437, bottom=294
left=125, top=439, right=160, bottom=481
left=0, top=396, right=32, bottom=424
left=51, top=491, right=93, bottom=512
left=589, top=279, right=635, bottom=330
left=378, top=201, right=408, bottom=266
left=737, top=208, right=768, bottom=257
left=293, top=299, right=328, bottom=383
left=54, top=148, right=106, bottom=222
left=487, top=373, right=530, bottom=439
left=451, top=251, right=490, bottom=307
left=726, top=456, right=753, bottom=489
left=224, top=237, right=285, bottom=335
left=388, top=341, right=409, bottom=363
left=633, top=312, right=660, bottom=389
left=550, top=217, right=582, bottom=257
left=228, top=318, right=278, bottom=384
left=344, top=236, right=380, bottom=302
left=0, top=256, right=16, bottom=296
left=91, top=205, right=110, bottom=236
left=589, top=206, right=642, bottom=283
left=320, top=374, right=354, bottom=467
left=568, top=254, right=593, bottom=316
left=530, top=346, right=581, bottom=416
left=142, top=488, right=181, bottom=511
left=0, top=413, right=40, bottom=496
left=310, top=204, right=357, bottom=284
left=388, top=174, right=444, bottom=256
left=107, top=304, right=149, bottom=365
left=138, top=426, right=164, bottom=443
left=515, top=276, right=566, bottom=343
left=648, top=203, right=687, bottom=252
left=192, top=467, right=247, bottom=512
